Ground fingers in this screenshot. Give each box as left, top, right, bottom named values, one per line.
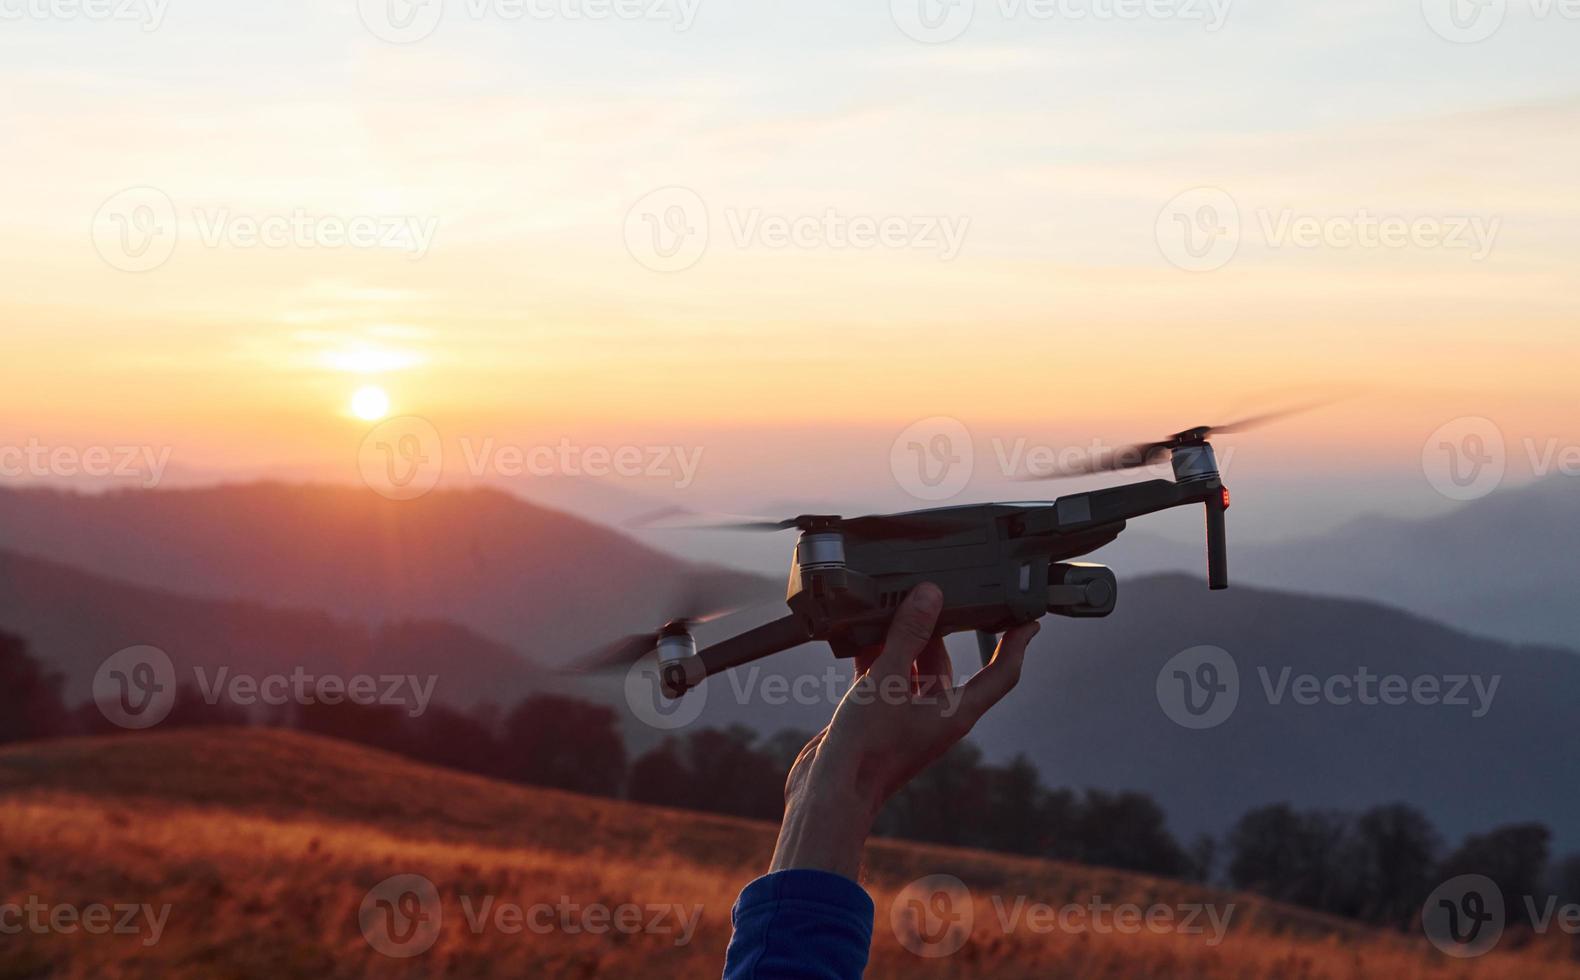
left=872, top=583, right=943, bottom=681
left=852, top=647, right=882, bottom=682
left=959, top=620, right=1040, bottom=725
left=916, top=636, right=953, bottom=698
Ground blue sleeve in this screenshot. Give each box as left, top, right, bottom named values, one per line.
left=721, top=869, right=875, bottom=980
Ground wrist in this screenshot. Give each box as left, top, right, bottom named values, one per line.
left=770, top=770, right=879, bottom=879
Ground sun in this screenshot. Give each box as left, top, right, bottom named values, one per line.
left=350, top=385, right=391, bottom=421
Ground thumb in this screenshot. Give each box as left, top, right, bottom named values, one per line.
left=872, top=583, right=943, bottom=680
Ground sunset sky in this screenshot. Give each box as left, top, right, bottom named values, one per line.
left=3, top=0, right=1577, bottom=537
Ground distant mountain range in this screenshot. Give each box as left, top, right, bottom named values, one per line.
left=0, top=483, right=775, bottom=664
left=1090, top=476, right=1580, bottom=648
left=0, top=547, right=533, bottom=708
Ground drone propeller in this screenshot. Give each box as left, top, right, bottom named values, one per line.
left=626, top=507, right=974, bottom=540
left=560, top=584, right=744, bottom=674
left=1018, top=399, right=1335, bottom=480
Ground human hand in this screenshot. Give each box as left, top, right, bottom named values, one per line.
left=769, top=582, right=1040, bottom=879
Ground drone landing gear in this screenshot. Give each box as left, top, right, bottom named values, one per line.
left=975, top=631, right=997, bottom=668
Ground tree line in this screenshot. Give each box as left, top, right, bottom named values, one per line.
left=4, top=630, right=1576, bottom=934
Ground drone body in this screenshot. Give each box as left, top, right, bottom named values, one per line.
left=605, top=435, right=1233, bottom=700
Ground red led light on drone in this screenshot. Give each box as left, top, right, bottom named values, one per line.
left=1221, top=487, right=1232, bottom=510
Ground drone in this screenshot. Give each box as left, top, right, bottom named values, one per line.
left=573, top=414, right=1294, bottom=700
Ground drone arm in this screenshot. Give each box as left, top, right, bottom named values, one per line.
left=662, top=614, right=814, bottom=697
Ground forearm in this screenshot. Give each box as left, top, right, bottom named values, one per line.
left=770, top=755, right=877, bottom=880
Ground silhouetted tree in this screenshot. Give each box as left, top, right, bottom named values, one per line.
left=628, top=739, right=693, bottom=809
left=1555, top=854, right=1580, bottom=905
left=628, top=727, right=784, bottom=820
left=879, top=741, right=990, bottom=847
left=685, top=726, right=786, bottom=819
left=979, top=754, right=1049, bottom=856
left=1071, top=789, right=1190, bottom=877
left=1438, top=823, right=1552, bottom=927
left=406, top=704, right=504, bottom=778
left=1350, top=803, right=1442, bottom=927
left=0, top=630, right=69, bottom=743
left=1186, top=834, right=1219, bottom=885
left=1227, top=804, right=1356, bottom=914
left=499, top=694, right=626, bottom=797
left=295, top=700, right=415, bottom=757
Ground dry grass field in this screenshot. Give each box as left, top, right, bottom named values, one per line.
left=1, top=729, right=1574, bottom=979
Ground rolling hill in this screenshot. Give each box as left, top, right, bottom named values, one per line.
left=1090, top=476, right=1580, bottom=648
left=0, top=482, right=775, bottom=663
left=3, top=728, right=1570, bottom=979
left=0, top=547, right=534, bottom=709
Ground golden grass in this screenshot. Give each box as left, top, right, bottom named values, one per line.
left=0, top=729, right=1573, bottom=979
